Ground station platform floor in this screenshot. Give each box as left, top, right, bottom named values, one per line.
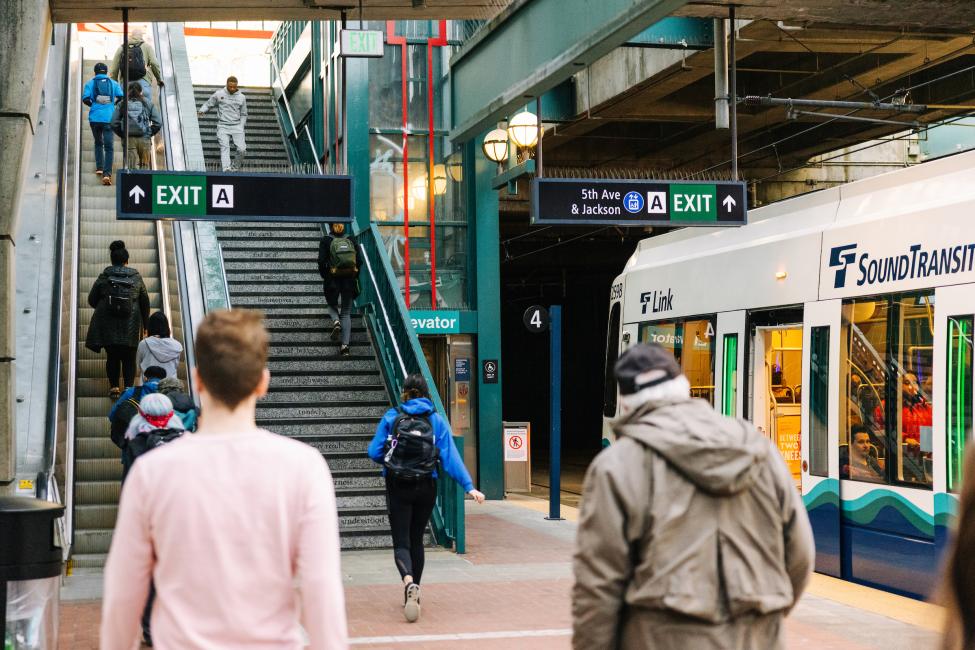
left=59, top=496, right=943, bottom=649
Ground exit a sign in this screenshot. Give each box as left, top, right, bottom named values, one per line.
left=339, top=30, right=384, bottom=58
left=532, top=178, right=747, bottom=227
left=116, top=170, right=354, bottom=222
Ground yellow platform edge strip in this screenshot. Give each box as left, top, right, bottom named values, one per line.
left=806, top=573, right=945, bottom=632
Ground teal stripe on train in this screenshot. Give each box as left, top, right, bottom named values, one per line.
left=803, top=480, right=949, bottom=539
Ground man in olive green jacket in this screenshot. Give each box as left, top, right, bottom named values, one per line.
left=572, top=344, right=814, bottom=650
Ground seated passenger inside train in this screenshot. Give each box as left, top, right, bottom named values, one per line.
left=871, top=371, right=932, bottom=483
left=841, top=425, right=884, bottom=482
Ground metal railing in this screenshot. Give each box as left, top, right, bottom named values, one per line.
left=36, top=28, right=80, bottom=558
left=354, top=223, right=466, bottom=552
left=266, top=39, right=322, bottom=173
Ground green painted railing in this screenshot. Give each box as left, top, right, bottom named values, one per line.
left=353, top=223, right=466, bottom=553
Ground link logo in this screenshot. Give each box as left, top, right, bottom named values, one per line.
left=640, top=289, right=674, bottom=314
left=828, top=243, right=858, bottom=288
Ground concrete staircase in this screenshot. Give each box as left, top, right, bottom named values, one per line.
left=217, top=226, right=395, bottom=549
left=73, top=64, right=184, bottom=569
left=192, top=84, right=290, bottom=170
left=194, top=84, right=395, bottom=549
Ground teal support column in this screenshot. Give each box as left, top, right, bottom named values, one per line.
left=469, top=138, right=503, bottom=499
left=345, top=57, right=371, bottom=232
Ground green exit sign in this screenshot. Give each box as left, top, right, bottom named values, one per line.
left=339, top=29, right=384, bottom=58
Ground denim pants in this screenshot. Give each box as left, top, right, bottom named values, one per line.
left=90, top=122, right=115, bottom=177
left=324, top=284, right=356, bottom=346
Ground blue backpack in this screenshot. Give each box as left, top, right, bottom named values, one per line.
left=93, top=77, right=114, bottom=105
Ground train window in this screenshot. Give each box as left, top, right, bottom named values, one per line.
left=841, top=292, right=934, bottom=488
left=947, top=316, right=973, bottom=493
left=640, top=316, right=716, bottom=404
left=722, top=334, right=738, bottom=417
left=809, top=326, right=829, bottom=478
left=603, top=303, right=621, bottom=417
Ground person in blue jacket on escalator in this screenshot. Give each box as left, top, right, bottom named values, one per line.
left=368, top=373, right=485, bottom=624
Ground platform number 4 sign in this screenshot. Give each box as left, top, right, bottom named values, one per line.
left=523, top=305, right=550, bottom=334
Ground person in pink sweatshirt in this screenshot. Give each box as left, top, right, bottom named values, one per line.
left=100, top=309, right=348, bottom=649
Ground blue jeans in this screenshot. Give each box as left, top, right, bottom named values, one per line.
left=89, top=122, right=114, bottom=177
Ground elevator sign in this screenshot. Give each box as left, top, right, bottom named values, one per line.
left=117, top=170, right=354, bottom=222
left=531, top=178, right=747, bottom=227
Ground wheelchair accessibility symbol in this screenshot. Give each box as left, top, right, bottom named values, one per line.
left=623, top=191, right=644, bottom=214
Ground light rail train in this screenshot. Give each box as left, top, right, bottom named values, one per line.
left=602, top=150, right=975, bottom=598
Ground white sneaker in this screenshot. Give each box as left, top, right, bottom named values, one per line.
left=403, top=583, right=420, bottom=623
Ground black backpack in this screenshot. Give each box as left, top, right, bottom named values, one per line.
left=128, top=427, right=183, bottom=460
left=126, top=44, right=147, bottom=80
left=383, top=407, right=439, bottom=479
left=105, top=271, right=134, bottom=318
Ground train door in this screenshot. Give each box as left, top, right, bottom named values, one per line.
left=933, top=285, right=975, bottom=550
left=801, top=300, right=842, bottom=577
left=715, top=311, right=746, bottom=417
left=750, top=323, right=804, bottom=490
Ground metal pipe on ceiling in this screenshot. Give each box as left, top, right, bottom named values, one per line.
left=714, top=18, right=729, bottom=130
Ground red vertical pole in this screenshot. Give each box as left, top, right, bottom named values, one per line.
left=387, top=22, right=410, bottom=306
left=426, top=21, right=446, bottom=309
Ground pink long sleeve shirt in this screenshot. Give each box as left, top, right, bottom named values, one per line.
left=100, top=428, right=348, bottom=650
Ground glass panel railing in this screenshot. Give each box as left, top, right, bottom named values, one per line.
left=353, top=222, right=465, bottom=552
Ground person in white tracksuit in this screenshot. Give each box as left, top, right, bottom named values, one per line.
left=198, top=76, right=248, bottom=171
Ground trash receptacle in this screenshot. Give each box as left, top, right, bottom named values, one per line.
left=0, top=496, right=65, bottom=650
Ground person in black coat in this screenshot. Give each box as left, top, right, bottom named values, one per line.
left=86, top=240, right=151, bottom=398
left=317, top=223, right=361, bottom=357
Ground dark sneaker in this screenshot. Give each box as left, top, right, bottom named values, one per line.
left=404, top=583, right=420, bottom=623
left=340, top=345, right=351, bottom=357
left=330, top=319, right=341, bottom=342
left=109, top=387, right=121, bottom=400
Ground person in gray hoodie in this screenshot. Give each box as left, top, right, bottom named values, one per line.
left=572, top=343, right=815, bottom=650
left=137, top=312, right=183, bottom=380
left=198, top=76, right=248, bottom=171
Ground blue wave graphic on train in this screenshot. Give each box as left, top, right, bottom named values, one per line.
left=829, top=241, right=975, bottom=289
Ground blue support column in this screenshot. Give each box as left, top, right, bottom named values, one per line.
left=547, top=305, right=563, bottom=520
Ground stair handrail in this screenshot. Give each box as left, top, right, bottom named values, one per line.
left=266, top=36, right=322, bottom=173
left=36, top=29, right=80, bottom=559
left=353, top=223, right=466, bottom=553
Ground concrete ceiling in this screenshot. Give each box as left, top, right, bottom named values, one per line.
left=544, top=19, right=975, bottom=177
left=677, top=0, right=975, bottom=31
left=49, top=0, right=509, bottom=23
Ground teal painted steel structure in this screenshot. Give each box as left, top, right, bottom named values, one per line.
left=450, top=0, right=688, bottom=140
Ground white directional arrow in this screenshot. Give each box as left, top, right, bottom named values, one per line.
left=129, top=185, right=146, bottom=205
left=722, top=195, right=736, bottom=212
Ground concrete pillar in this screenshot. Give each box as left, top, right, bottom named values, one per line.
left=0, top=1, right=52, bottom=486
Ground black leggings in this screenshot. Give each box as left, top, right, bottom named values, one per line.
left=385, top=475, right=437, bottom=584
left=105, top=344, right=137, bottom=389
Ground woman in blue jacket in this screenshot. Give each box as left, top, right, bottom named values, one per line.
left=368, top=374, right=484, bottom=623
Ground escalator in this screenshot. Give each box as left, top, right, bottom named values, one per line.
left=191, top=83, right=394, bottom=548
left=71, top=60, right=186, bottom=570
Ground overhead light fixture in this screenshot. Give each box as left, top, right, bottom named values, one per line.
left=410, top=175, right=428, bottom=202
left=482, top=128, right=509, bottom=163
left=507, top=111, right=539, bottom=149
left=775, top=271, right=787, bottom=280
left=433, top=164, right=448, bottom=195
left=446, top=152, right=463, bottom=182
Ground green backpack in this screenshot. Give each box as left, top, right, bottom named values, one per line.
left=329, top=236, right=358, bottom=278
